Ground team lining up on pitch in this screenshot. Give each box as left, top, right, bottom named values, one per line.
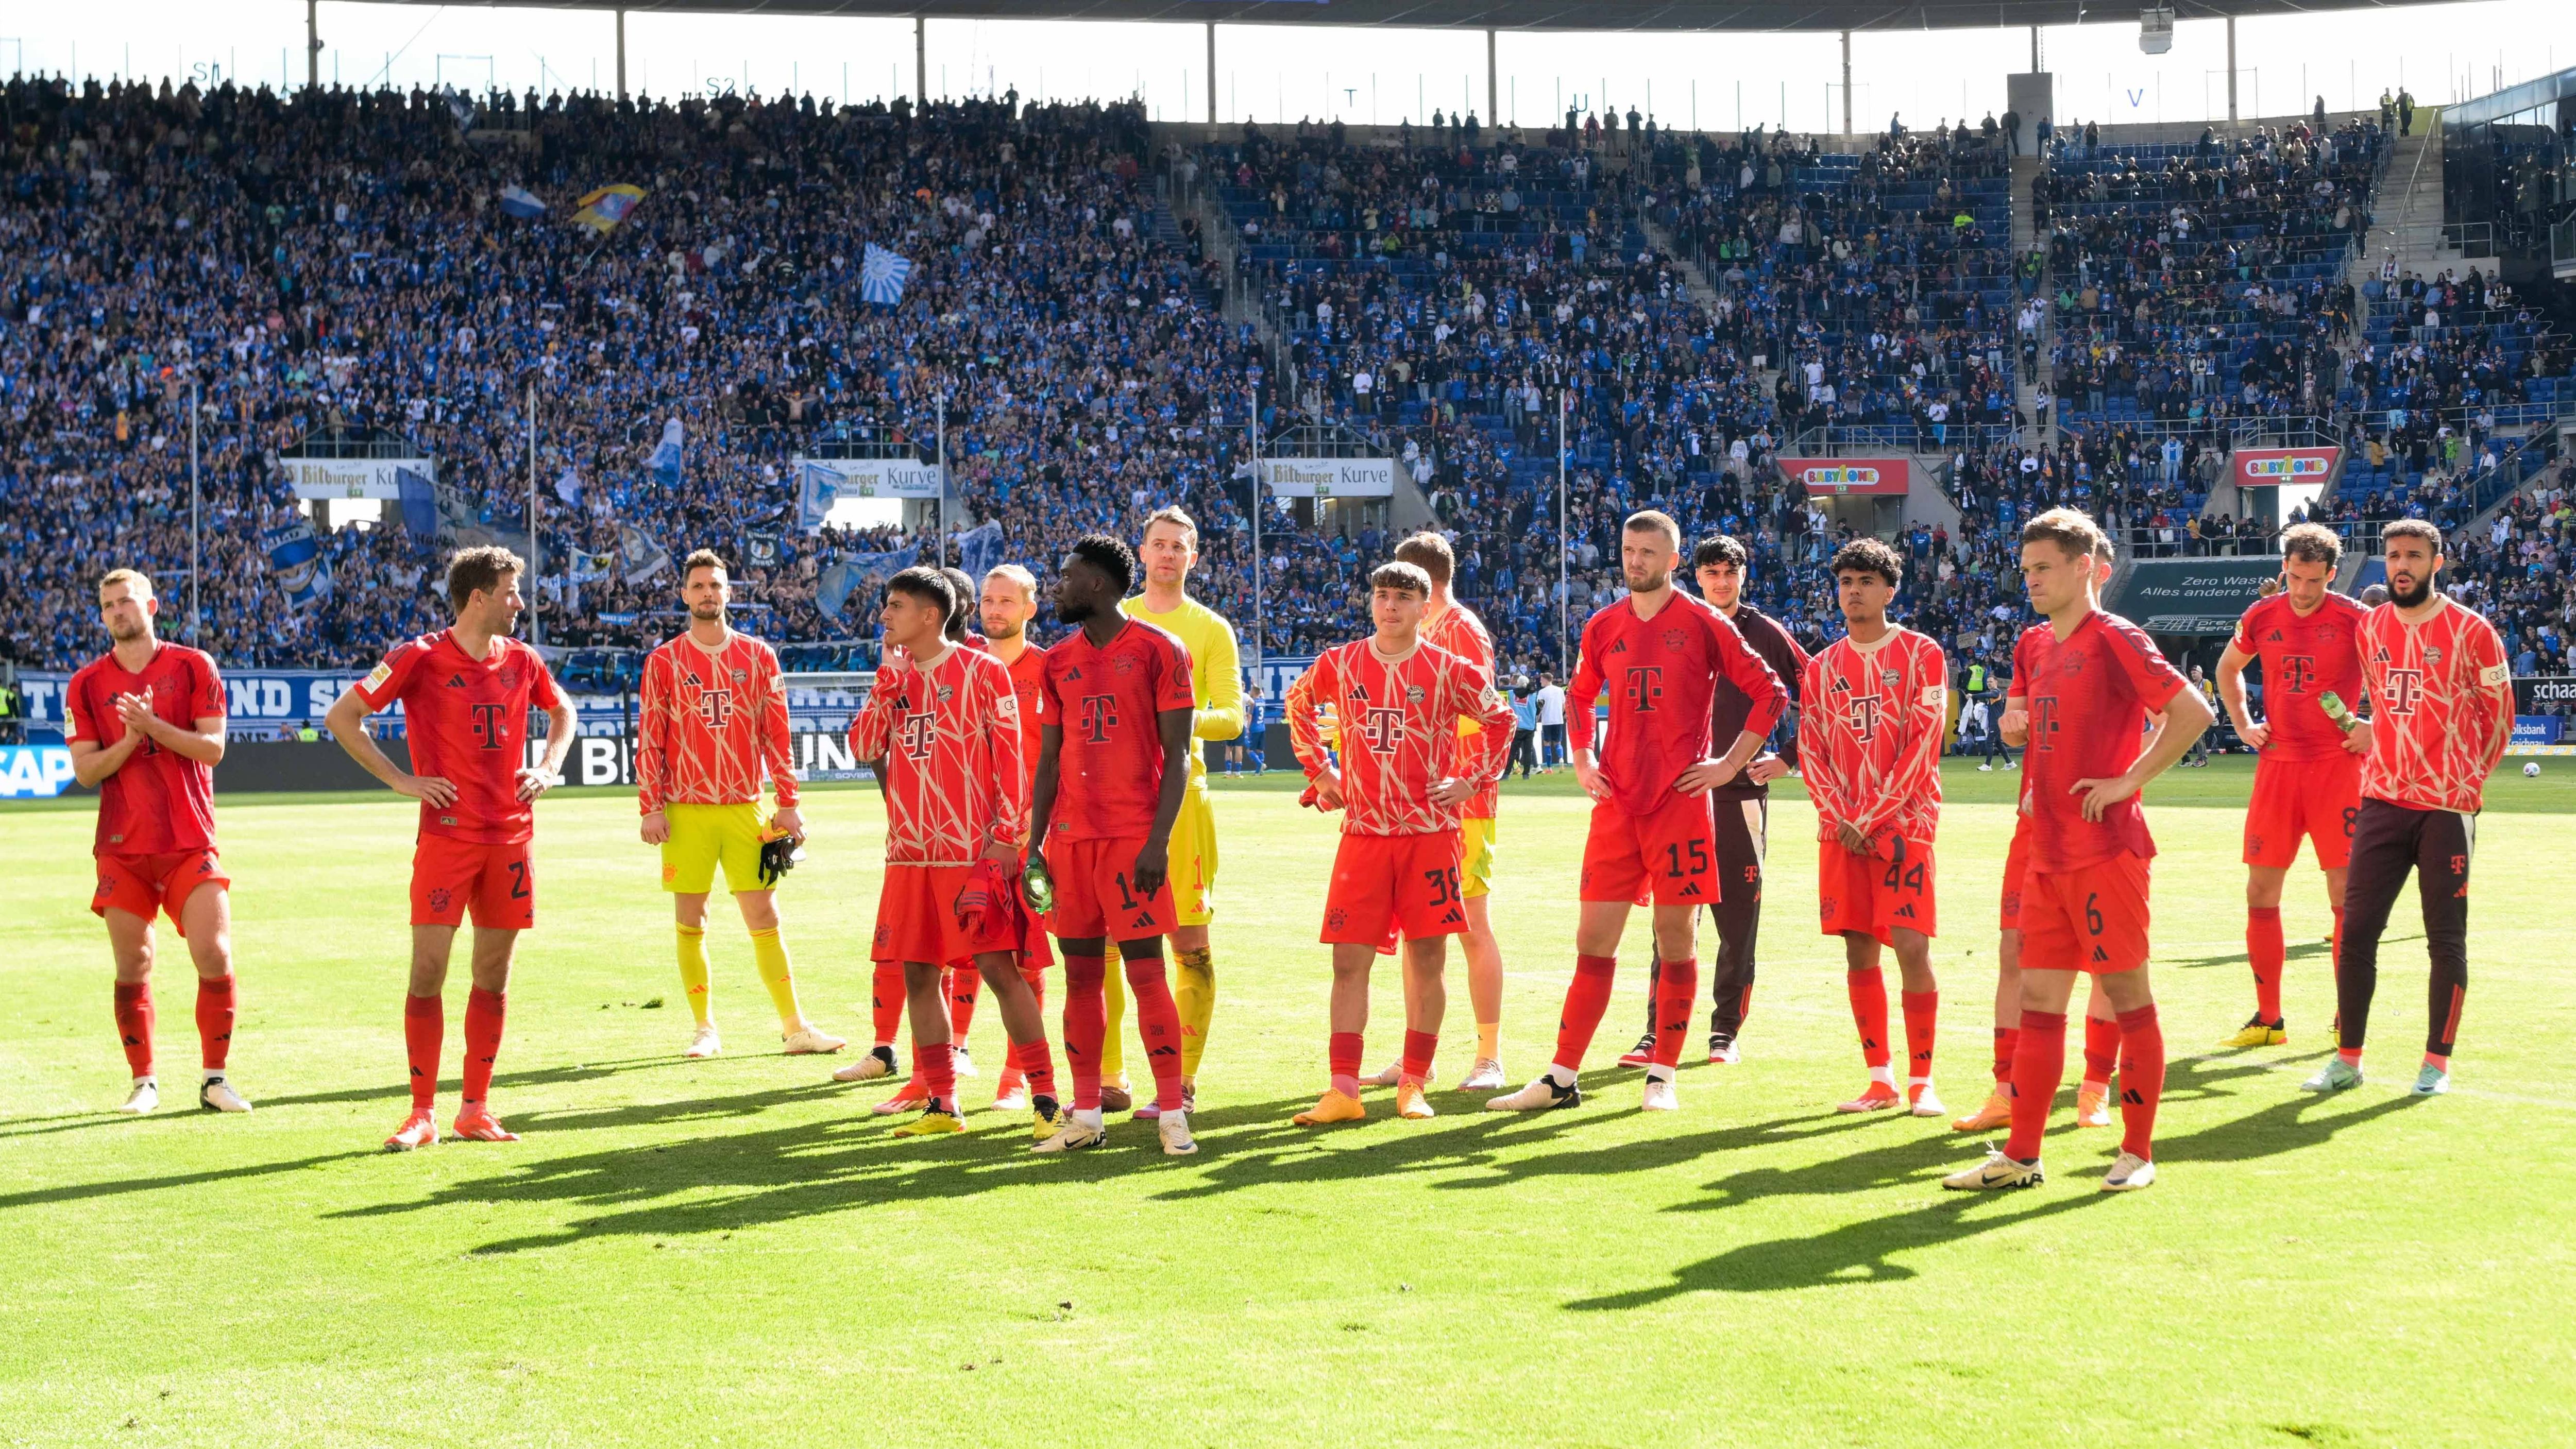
left=59, top=503, right=2515, bottom=1190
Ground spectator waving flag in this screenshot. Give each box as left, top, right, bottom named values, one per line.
left=553, top=466, right=583, bottom=506
left=573, top=184, right=648, bottom=234
left=498, top=185, right=547, bottom=220
left=646, top=418, right=684, bottom=488
left=261, top=521, right=334, bottom=607
left=817, top=543, right=919, bottom=621
left=956, top=520, right=1006, bottom=582
left=860, top=243, right=914, bottom=305
left=395, top=467, right=438, bottom=538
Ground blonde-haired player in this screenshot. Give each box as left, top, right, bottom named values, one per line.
left=975, top=562, right=1055, bottom=1110
left=1109, top=505, right=1243, bottom=1116
left=636, top=550, right=844, bottom=1059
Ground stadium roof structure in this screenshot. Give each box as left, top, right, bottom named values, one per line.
left=362, top=0, right=2460, bottom=35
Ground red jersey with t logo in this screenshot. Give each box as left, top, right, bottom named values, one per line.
left=353, top=630, right=563, bottom=845
left=2008, top=609, right=2188, bottom=872
left=1420, top=602, right=1502, bottom=820
left=849, top=643, right=1027, bottom=865
left=1798, top=626, right=1947, bottom=846
left=63, top=643, right=225, bottom=856
left=2357, top=598, right=2513, bottom=814
left=634, top=630, right=798, bottom=814
left=1284, top=637, right=1517, bottom=837
left=2230, top=590, right=2369, bottom=761
left=1567, top=590, right=1788, bottom=817
left=1039, top=619, right=1196, bottom=841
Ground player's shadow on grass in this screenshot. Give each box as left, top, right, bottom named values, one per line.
left=2168, top=931, right=2418, bottom=972
left=0, top=1055, right=695, bottom=1141
left=0, top=1149, right=386, bottom=1212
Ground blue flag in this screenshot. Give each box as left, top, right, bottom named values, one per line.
left=860, top=244, right=913, bottom=306
left=817, top=543, right=919, bottom=622
left=795, top=462, right=842, bottom=533
left=498, top=185, right=547, bottom=219
left=647, top=418, right=684, bottom=489
left=396, top=467, right=438, bottom=537
left=554, top=466, right=583, bottom=506
left=262, top=521, right=334, bottom=607
left=956, top=520, right=1006, bottom=583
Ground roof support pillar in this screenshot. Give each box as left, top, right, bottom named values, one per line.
left=1840, top=30, right=1852, bottom=135
left=1486, top=29, right=1497, bottom=126
left=1208, top=22, right=1218, bottom=123
left=2227, top=16, right=2239, bottom=121
left=614, top=8, right=627, bottom=102
left=917, top=15, right=927, bottom=106
left=306, top=0, right=320, bottom=92
left=2030, top=25, right=2041, bottom=73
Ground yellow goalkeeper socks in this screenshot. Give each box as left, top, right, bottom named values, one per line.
left=676, top=924, right=714, bottom=1026
left=1100, top=967, right=1127, bottom=1080
left=749, top=927, right=802, bottom=1026
left=1174, top=946, right=1216, bottom=1077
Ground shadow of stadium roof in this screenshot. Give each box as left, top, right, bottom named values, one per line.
left=359, top=1, right=2462, bottom=35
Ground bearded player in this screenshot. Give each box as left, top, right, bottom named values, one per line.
left=327, top=547, right=577, bottom=1150
left=845, top=567, right=1061, bottom=1138
left=63, top=569, right=249, bottom=1115
left=636, top=550, right=843, bottom=1060
left=1487, top=510, right=1787, bottom=1114
left=1030, top=535, right=1201, bottom=1155
left=1799, top=538, right=1947, bottom=1118
left=1944, top=510, right=2209, bottom=1194
left=1620, top=534, right=1807, bottom=1068
left=2302, top=520, right=2513, bottom=1098
left=1285, top=561, right=1516, bottom=1125
left=1099, top=506, right=1242, bottom=1116
left=2213, top=522, right=2370, bottom=1048
left=1355, top=531, right=1512, bottom=1092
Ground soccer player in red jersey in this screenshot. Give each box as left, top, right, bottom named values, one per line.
left=965, top=564, right=1056, bottom=1112
left=2302, top=520, right=2514, bottom=1099
left=1945, top=510, right=2209, bottom=1194
left=1486, top=510, right=1787, bottom=1114
left=326, top=547, right=577, bottom=1151
left=63, top=569, right=249, bottom=1116
left=845, top=567, right=1061, bottom=1138
left=2214, top=522, right=2371, bottom=1048
left=1283, top=561, right=1517, bottom=1126
left=1026, top=535, right=1201, bottom=1155
left=1799, top=539, right=1948, bottom=1118
left=636, top=549, right=843, bottom=1061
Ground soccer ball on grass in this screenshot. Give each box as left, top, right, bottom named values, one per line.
left=2524, top=761, right=2543, bottom=778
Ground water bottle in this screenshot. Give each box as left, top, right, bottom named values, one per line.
left=2319, top=690, right=2358, bottom=733
left=1022, top=855, right=1057, bottom=915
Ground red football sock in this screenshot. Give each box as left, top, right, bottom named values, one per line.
left=1005, top=1039, right=1056, bottom=1102
left=1651, top=956, right=1699, bottom=1069
left=870, top=961, right=906, bottom=1048
left=1124, top=954, right=1185, bottom=1112
left=195, top=975, right=235, bottom=1071
left=1901, top=990, right=1938, bottom=1081
left=2004, top=1010, right=2067, bottom=1162
left=2247, top=906, right=2285, bottom=1021
left=461, top=988, right=505, bottom=1105
left=920, top=1041, right=957, bottom=1111
left=1846, top=967, right=1892, bottom=1070
left=1399, top=1028, right=1438, bottom=1086
left=1551, top=955, right=1619, bottom=1073
left=948, top=964, right=980, bottom=1039
left=403, top=992, right=443, bottom=1110
left=1329, top=1030, right=1364, bottom=1098
left=1061, top=953, right=1107, bottom=1111
left=1992, top=1026, right=2020, bottom=1084
left=2082, top=1013, right=2121, bottom=1086
left=112, top=981, right=155, bottom=1078
left=2115, top=1004, right=2165, bottom=1161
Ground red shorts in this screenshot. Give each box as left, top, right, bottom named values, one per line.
left=873, top=864, right=1038, bottom=965
left=1321, top=830, right=1467, bottom=949
left=1998, top=817, right=2032, bottom=931
left=1579, top=793, right=1721, bottom=907
left=1818, top=836, right=1938, bottom=944
left=411, top=836, right=535, bottom=929
left=2243, top=751, right=2363, bottom=871
left=91, top=850, right=228, bottom=935
left=1044, top=836, right=1175, bottom=943
left=2019, top=854, right=2152, bottom=975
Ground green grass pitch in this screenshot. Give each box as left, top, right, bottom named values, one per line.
left=4, top=758, right=2572, bottom=1446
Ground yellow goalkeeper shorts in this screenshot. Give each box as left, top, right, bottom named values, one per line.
left=1461, top=815, right=1498, bottom=900
left=660, top=803, right=768, bottom=895
left=1168, top=786, right=1219, bottom=927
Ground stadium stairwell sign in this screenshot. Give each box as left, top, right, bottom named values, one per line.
left=2107, top=557, right=2286, bottom=634
left=1258, top=458, right=1396, bottom=498
left=281, top=456, right=437, bottom=501
left=2232, top=447, right=2340, bottom=490
left=1777, top=457, right=1910, bottom=496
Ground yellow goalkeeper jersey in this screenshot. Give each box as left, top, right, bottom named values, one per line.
left=1121, top=592, right=1245, bottom=790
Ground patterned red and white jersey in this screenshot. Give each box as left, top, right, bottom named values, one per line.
left=634, top=630, right=798, bottom=815
left=2229, top=590, right=2369, bottom=761
left=1566, top=590, right=1788, bottom=816
left=849, top=643, right=1028, bottom=866
left=1798, top=626, right=1947, bottom=845
left=1284, top=637, right=1517, bottom=837
left=1421, top=601, right=1502, bottom=820
left=2357, top=598, right=2514, bottom=814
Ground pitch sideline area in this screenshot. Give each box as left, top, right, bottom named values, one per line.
left=3, top=763, right=2569, bottom=1445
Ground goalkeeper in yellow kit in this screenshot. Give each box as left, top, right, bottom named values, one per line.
left=1104, top=505, right=1243, bottom=1116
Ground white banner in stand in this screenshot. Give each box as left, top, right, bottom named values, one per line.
left=1258, top=457, right=1395, bottom=498
left=793, top=457, right=945, bottom=531
left=281, top=456, right=437, bottom=501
